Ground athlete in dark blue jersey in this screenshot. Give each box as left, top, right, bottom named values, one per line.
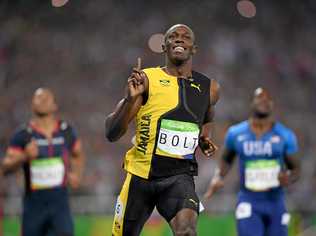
left=204, top=88, right=300, bottom=236
left=0, top=88, right=85, bottom=236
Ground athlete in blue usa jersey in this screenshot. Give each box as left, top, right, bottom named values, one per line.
left=0, top=88, right=85, bottom=236
left=204, top=88, right=300, bottom=236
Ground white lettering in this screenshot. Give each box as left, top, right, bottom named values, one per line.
left=36, top=137, right=65, bottom=146
left=243, top=141, right=272, bottom=156
left=157, top=133, right=199, bottom=156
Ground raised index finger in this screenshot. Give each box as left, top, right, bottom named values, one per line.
left=137, top=57, right=142, bottom=70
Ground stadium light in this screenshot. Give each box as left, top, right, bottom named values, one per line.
left=148, top=33, right=164, bottom=53
left=237, top=0, right=256, bottom=18
left=51, top=0, right=69, bottom=7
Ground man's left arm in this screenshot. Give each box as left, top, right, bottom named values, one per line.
left=283, top=154, right=300, bottom=184
left=199, top=79, right=220, bottom=157
left=279, top=130, right=300, bottom=186
left=68, top=128, right=85, bottom=189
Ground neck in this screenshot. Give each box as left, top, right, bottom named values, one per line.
left=249, top=116, right=273, bottom=134
left=32, top=114, right=56, bottom=129
left=164, top=58, right=192, bottom=78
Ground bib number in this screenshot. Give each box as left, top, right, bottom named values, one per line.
left=156, top=119, right=199, bottom=158
left=245, top=160, right=280, bottom=191
left=30, top=157, right=65, bottom=190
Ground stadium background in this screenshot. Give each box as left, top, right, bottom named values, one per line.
left=0, top=0, right=316, bottom=235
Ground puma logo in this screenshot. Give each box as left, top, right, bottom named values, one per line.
left=189, top=198, right=198, bottom=206
left=190, top=83, right=201, bottom=92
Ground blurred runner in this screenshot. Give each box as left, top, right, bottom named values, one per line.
left=204, top=88, right=300, bottom=236
left=0, top=88, right=85, bottom=236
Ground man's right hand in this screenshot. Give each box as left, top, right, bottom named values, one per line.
left=25, top=139, right=38, bottom=161
left=1, top=140, right=38, bottom=175
left=203, top=175, right=224, bottom=200
left=126, top=57, right=147, bottom=100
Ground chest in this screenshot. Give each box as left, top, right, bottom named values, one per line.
left=149, top=76, right=209, bottom=124
left=32, top=132, right=67, bottom=158
left=235, top=133, right=285, bottom=158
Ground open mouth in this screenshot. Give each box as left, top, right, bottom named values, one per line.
left=173, top=46, right=186, bottom=53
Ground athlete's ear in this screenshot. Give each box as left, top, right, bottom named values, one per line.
left=191, top=44, right=198, bottom=55
left=162, top=44, right=167, bottom=53
left=270, top=100, right=274, bottom=110
left=52, top=101, right=58, bottom=113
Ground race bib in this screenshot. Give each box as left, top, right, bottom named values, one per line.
left=156, top=119, right=199, bottom=158
left=245, top=159, right=280, bottom=191
left=30, top=157, right=65, bottom=190
left=236, top=202, right=252, bottom=219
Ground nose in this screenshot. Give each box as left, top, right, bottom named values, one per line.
left=175, top=36, right=184, bottom=44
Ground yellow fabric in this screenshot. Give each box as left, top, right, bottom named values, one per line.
left=112, top=173, right=132, bottom=235
left=124, top=67, right=179, bottom=179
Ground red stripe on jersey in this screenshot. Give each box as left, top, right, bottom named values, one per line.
left=7, top=146, right=24, bottom=153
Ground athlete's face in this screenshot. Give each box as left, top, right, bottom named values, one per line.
left=32, top=88, right=57, bottom=117
left=251, top=88, right=274, bottom=118
left=163, top=25, right=197, bottom=65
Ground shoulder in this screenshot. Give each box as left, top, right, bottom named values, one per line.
left=59, top=120, right=79, bottom=147
left=142, top=67, right=161, bottom=75
left=192, top=71, right=220, bottom=85
left=193, top=71, right=220, bottom=104
left=273, top=122, right=296, bottom=139
left=142, top=67, right=162, bottom=88
left=192, top=71, right=211, bottom=80
left=60, top=120, right=71, bottom=131
left=9, top=124, right=32, bottom=146
left=13, top=124, right=32, bottom=138
left=59, top=120, right=77, bottom=135
left=227, top=121, right=249, bottom=137
left=192, top=71, right=216, bottom=86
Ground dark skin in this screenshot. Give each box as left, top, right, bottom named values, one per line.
left=1, top=88, right=85, bottom=189
left=105, top=24, right=220, bottom=236
left=204, top=88, right=300, bottom=199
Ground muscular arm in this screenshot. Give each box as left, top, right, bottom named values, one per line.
left=1, top=149, right=27, bottom=175
left=201, top=79, right=220, bottom=132
left=199, top=79, right=220, bottom=156
left=284, top=154, right=300, bottom=183
left=68, top=139, right=86, bottom=189
left=70, top=140, right=85, bottom=179
left=105, top=65, right=149, bottom=142
left=1, top=140, right=37, bottom=175
left=217, top=148, right=236, bottom=178
left=105, top=96, right=143, bottom=142
left=204, top=147, right=236, bottom=199
left=279, top=130, right=300, bottom=186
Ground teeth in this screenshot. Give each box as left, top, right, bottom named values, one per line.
left=174, top=46, right=184, bottom=52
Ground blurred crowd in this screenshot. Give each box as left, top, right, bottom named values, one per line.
left=0, top=0, right=316, bottom=215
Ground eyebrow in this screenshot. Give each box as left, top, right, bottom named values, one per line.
left=164, top=28, right=195, bottom=43
left=168, top=31, right=192, bottom=38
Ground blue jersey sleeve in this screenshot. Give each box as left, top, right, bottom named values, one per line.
left=224, top=127, right=236, bottom=151
left=284, top=130, right=298, bottom=156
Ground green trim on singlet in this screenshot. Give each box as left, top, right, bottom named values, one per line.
left=160, top=119, right=199, bottom=132
left=246, top=160, right=279, bottom=169
left=31, top=157, right=63, bottom=167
